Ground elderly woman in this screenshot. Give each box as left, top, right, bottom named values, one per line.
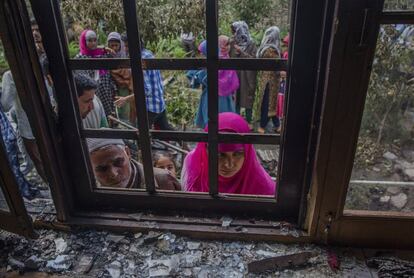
left=253, top=26, right=282, bottom=134
left=229, top=21, right=258, bottom=128
left=191, top=39, right=239, bottom=129
left=182, top=112, right=276, bottom=195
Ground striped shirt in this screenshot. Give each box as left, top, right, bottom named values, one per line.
left=142, top=49, right=165, bottom=113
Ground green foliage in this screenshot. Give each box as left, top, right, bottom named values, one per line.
left=60, top=0, right=205, bottom=44
left=360, top=25, right=414, bottom=145
left=233, top=0, right=274, bottom=27
left=164, top=72, right=201, bottom=127
left=60, top=0, right=290, bottom=45
left=68, top=41, right=80, bottom=58
left=147, top=38, right=195, bottom=58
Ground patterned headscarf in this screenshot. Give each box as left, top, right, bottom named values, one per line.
left=257, top=26, right=281, bottom=58
left=231, top=21, right=252, bottom=51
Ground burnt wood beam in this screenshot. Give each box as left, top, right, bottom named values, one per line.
left=68, top=58, right=287, bottom=71
left=380, top=11, right=414, bottom=24
left=81, top=129, right=281, bottom=145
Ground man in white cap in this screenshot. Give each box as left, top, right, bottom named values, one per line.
left=87, top=137, right=180, bottom=190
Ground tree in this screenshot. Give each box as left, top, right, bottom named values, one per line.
left=360, top=25, right=414, bottom=145
left=60, top=0, right=205, bottom=44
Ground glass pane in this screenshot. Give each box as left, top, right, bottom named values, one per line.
left=0, top=180, right=10, bottom=212
left=383, top=0, right=414, bottom=11
left=182, top=140, right=278, bottom=197
left=346, top=25, right=414, bottom=212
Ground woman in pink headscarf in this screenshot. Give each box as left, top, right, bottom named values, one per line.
left=218, top=35, right=240, bottom=96
left=75, top=29, right=114, bottom=80
left=191, top=39, right=239, bottom=128
left=182, top=112, right=276, bottom=195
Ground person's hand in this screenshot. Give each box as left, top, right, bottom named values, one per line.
left=114, top=96, right=128, bottom=108
left=154, top=167, right=181, bottom=191
left=105, top=47, right=116, bottom=55
left=234, top=44, right=241, bottom=54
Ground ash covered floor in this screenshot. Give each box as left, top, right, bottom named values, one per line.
left=1, top=227, right=414, bottom=278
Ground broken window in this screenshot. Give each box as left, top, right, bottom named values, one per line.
left=346, top=24, right=414, bottom=213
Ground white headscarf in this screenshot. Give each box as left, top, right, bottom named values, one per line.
left=257, top=26, right=281, bottom=58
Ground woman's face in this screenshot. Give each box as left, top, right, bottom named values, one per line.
left=108, top=40, right=121, bottom=52
left=86, top=37, right=97, bottom=50
left=218, top=150, right=245, bottom=178
left=221, top=38, right=230, bottom=53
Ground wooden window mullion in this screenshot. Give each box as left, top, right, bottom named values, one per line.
left=122, top=0, right=156, bottom=193
left=206, top=0, right=219, bottom=196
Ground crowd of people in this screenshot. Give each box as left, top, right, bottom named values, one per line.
left=0, top=19, right=287, bottom=198
left=72, top=21, right=289, bottom=134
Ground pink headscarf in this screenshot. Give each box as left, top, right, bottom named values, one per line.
left=79, top=30, right=106, bottom=57
left=198, top=40, right=239, bottom=96
left=79, top=30, right=107, bottom=76
left=182, top=112, right=276, bottom=195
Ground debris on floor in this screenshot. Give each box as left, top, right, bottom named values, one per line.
left=247, top=251, right=316, bottom=274
left=367, top=256, right=414, bottom=278
left=1, top=228, right=407, bottom=277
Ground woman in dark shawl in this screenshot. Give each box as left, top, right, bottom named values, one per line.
left=229, top=21, right=258, bottom=128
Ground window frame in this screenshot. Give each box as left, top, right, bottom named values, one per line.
left=309, top=0, right=414, bottom=248
left=0, top=136, right=35, bottom=238
left=24, top=0, right=334, bottom=224
left=0, top=0, right=74, bottom=223
left=3, top=0, right=412, bottom=247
